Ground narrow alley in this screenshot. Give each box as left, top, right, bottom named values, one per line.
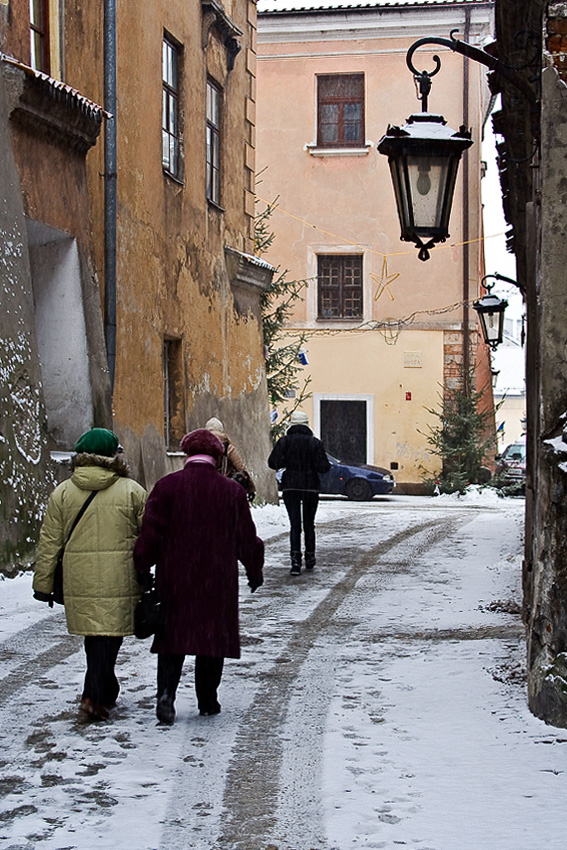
left=0, top=495, right=564, bottom=850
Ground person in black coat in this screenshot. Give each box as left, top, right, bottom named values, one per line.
left=268, top=410, right=330, bottom=575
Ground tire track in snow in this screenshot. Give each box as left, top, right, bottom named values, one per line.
left=0, top=614, right=81, bottom=707
left=163, top=510, right=476, bottom=850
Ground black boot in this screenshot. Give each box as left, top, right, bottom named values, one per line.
left=156, top=690, right=176, bottom=725
left=305, top=552, right=316, bottom=571
left=290, top=551, right=302, bottom=575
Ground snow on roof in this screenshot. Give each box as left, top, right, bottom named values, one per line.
left=258, top=0, right=492, bottom=13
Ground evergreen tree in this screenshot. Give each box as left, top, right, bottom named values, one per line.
left=423, top=377, right=496, bottom=494
left=255, top=199, right=311, bottom=441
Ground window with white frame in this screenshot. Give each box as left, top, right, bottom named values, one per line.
left=162, top=36, right=181, bottom=177
left=317, top=254, right=363, bottom=319
left=206, top=80, right=221, bottom=204
left=317, top=74, right=364, bottom=148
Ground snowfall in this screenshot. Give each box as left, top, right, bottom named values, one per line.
left=0, top=489, right=566, bottom=850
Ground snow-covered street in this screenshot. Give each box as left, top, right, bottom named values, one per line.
left=1, top=493, right=565, bottom=850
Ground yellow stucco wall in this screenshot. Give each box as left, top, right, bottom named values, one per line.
left=281, top=328, right=443, bottom=483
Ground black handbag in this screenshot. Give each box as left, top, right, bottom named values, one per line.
left=134, top=588, right=166, bottom=639
left=53, top=490, right=98, bottom=605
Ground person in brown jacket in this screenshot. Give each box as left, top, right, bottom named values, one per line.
left=205, top=416, right=256, bottom=502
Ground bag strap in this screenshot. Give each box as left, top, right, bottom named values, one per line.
left=63, top=490, right=98, bottom=548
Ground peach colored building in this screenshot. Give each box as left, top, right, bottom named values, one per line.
left=256, top=0, right=495, bottom=490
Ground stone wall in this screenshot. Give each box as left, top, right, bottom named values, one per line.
left=0, top=69, right=55, bottom=573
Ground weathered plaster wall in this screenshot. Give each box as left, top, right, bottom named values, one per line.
left=66, top=0, right=276, bottom=498
left=0, top=68, right=55, bottom=573
left=4, top=63, right=111, bottom=440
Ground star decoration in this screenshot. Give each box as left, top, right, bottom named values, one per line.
left=371, top=257, right=400, bottom=302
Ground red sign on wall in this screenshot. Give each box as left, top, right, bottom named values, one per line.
left=406, top=391, right=412, bottom=401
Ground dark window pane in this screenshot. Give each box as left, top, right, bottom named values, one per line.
left=318, top=255, right=363, bottom=319
left=319, top=74, right=363, bottom=99
left=321, top=104, right=338, bottom=122
left=344, top=102, right=361, bottom=120
left=320, top=124, right=338, bottom=144
left=344, top=121, right=362, bottom=143
left=30, top=32, right=41, bottom=69
left=30, top=0, right=42, bottom=26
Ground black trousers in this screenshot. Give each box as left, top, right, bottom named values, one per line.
left=82, top=636, right=123, bottom=707
left=157, top=654, right=224, bottom=713
left=282, top=490, right=319, bottom=554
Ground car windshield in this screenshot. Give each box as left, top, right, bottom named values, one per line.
left=504, top=442, right=526, bottom=461
left=327, top=454, right=342, bottom=465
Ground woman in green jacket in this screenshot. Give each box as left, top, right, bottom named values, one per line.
left=33, top=428, right=147, bottom=721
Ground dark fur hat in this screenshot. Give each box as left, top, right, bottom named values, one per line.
left=180, top=428, right=224, bottom=459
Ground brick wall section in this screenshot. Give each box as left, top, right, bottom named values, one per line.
left=444, top=330, right=464, bottom=391
left=547, top=4, right=567, bottom=81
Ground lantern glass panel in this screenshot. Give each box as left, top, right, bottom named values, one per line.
left=482, top=310, right=502, bottom=345
left=406, top=155, right=451, bottom=234
left=389, top=159, right=411, bottom=236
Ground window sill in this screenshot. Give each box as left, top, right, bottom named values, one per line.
left=306, top=143, right=373, bottom=157
left=316, top=316, right=364, bottom=323
left=207, top=198, right=225, bottom=213
left=163, top=169, right=185, bottom=187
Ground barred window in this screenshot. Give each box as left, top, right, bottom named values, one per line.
left=317, top=74, right=364, bottom=147
left=317, top=255, right=363, bottom=319
left=162, top=36, right=181, bottom=177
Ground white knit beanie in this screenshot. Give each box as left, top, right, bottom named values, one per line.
left=289, top=410, right=309, bottom=426
left=205, top=417, right=224, bottom=432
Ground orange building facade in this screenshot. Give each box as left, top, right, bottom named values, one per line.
left=0, top=0, right=276, bottom=571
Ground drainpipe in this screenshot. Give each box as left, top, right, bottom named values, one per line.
left=104, top=0, right=117, bottom=396
left=462, top=8, right=471, bottom=394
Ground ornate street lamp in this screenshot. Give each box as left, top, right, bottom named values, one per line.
left=377, top=114, right=472, bottom=261
left=473, top=276, right=508, bottom=350
left=378, top=31, right=538, bottom=262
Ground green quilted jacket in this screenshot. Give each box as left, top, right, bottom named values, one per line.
left=33, top=453, right=147, bottom=636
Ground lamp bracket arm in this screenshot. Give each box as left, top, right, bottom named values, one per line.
left=481, top=272, right=526, bottom=297
left=406, top=30, right=538, bottom=107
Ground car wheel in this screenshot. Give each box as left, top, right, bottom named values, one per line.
left=345, top=478, right=372, bottom=501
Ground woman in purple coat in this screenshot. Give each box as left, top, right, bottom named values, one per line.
left=133, top=429, right=264, bottom=724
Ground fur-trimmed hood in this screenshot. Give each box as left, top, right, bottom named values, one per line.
left=71, top=453, right=131, bottom=492
left=72, top=452, right=130, bottom=476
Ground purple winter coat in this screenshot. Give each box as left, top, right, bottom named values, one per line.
left=133, top=463, right=264, bottom=658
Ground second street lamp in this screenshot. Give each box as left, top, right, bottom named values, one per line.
left=473, top=282, right=508, bottom=350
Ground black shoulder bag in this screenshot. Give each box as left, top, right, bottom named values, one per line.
left=134, top=572, right=166, bottom=640
left=52, top=490, right=98, bottom=606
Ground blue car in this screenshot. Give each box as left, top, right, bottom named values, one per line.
left=276, top=453, right=395, bottom=500
left=320, top=454, right=395, bottom=500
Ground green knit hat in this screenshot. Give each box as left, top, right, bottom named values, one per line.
left=74, top=428, right=120, bottom=457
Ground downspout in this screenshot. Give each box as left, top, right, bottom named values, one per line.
left=462, top=8, right=471, bottom=392
left=104, top=0, right=117, bottom=396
